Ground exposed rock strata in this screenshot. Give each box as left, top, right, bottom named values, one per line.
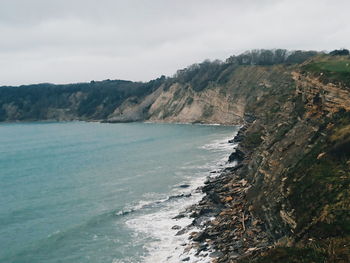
left=188, top=60, right=350, bottom=262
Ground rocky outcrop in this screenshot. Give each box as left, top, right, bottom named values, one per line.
left=107, top=85, right=164, bottom=122
left=146, top=83, right=244, bottom=125
left=0, top=55, right=301, bottom=125
left=190, top=57, right=350, bottom=262
left=293, top=71, right=350, bottom=113
left=105, top=64, right=295, bottom=125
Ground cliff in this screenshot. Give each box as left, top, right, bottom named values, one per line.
left=108, top=64, right=293, bottom=125
left=0, top=78, right=164, bottom=122
left=0, top=49, right=316, bottom=124
left=190, top=55, right=350, bottom=262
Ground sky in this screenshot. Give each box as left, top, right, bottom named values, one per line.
left=0, top=0, right=349, bottom=85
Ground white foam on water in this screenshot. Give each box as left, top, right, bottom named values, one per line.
left=201, top=136, right=237, bottom=152
left=126, top=192, right=205, bottom=262
left=124, top=132, right=238, bottom=263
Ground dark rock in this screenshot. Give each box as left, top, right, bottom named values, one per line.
left=171, top=225, right=181, bottom=230
left=209, top=251, right=224, bottom=258
left=168, top=193, right=191, bottom=201
left=175, top=228, right=188, bottom=236
left=178, top=184, right=190, bottom=188
left=228, top=149, right=245, bottom=163
left=192, top=232, right=209, bottom=242
left=196, top=243, right=209, bottom=255
left=244, top=113, right=256, bottom=123
left=173, top=213, right=186, bottom=220
left=181, top=257, right=190, bottom=261
left=233, top=134, right=244, bottom=143
left=198, top=207, right=214, bottom=215
left=207, top=191, right=222, bottom=204
left=223, top=164, right=243, bottom=172
left=233, top=240, right=243, bottom=249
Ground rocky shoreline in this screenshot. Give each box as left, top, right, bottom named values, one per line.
left=171, top=124, right=272, bottom=263
left=194, top=127, right=271, bottom=262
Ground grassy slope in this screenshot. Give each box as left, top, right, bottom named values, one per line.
left=302, top=56, right=350, bottom=86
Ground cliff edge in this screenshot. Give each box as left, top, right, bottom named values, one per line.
left=193, top=54, right=350, bottom=262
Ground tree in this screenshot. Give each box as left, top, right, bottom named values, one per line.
left=330, top=49, right=350, bottom=56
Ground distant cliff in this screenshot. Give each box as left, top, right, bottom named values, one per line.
left=0, top=49, right=317, bottom=124
left=0, top=78, right=164, bottom=122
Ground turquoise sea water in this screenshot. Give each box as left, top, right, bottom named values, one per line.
left=0, top=122, right=238, bottom=263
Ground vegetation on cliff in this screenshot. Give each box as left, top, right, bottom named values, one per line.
left=0, top=49, right=320, bottom=123
left=0, top=77, right=165, bottom=121
left=302, top=55, right=350, bottom=87
left=231, top=54, right=350, bottom=263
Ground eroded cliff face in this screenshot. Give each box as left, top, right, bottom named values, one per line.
left=242, top=75, right=349, bottom=237
left=147, top=83, right=244, bottom=125
left=293, top=71, right=350, bottom=113
left=204, top=57, right=350, bottom=262
left=106, top=86, right=164, bottom=122
left=105, top=64, right=295, bottom=126
left=0, top=49, right=321, bottom=123
left=0, top=61, right=301, bottom=125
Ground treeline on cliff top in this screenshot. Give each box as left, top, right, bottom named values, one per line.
left=0, top=77, right=165, bottom=121
left=0, top=49, right=348, bottom=121
left=170, top=49, right=321, bottom=91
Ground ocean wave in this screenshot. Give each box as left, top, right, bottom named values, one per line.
left=124, top=132, right=239, bottom=263
left=200, top=136, right=237, bottom=151
left=115, top=193, right=193, bottom=217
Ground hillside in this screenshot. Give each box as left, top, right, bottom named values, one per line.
left=0, top=49, right=316, bottom=123
left=191, top=54, right=350, bottom=262
left=0, top=78, right=165, bottom=122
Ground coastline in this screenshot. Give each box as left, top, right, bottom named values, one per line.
left=175, top=124, right=272, bottom=263
left=0, top=122, right=237, bottom=263
left=0, top=119, right=238, bottom=127
left=125, top=128, right=240, bottom=263
left=2, top=119, right=254, bottom=262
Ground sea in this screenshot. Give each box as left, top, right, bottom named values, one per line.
left=0, top=122, right=239, bottom=263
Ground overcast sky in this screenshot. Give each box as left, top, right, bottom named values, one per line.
left=0, top=0, right=349, bottom=85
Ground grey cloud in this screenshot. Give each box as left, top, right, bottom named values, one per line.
left=0, top=0, right=349, bottom=85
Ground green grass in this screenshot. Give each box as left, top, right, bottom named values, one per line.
left=308, top=61, right=350, bottom=73
left=303, top=58, right=350, bottom=86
